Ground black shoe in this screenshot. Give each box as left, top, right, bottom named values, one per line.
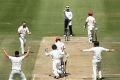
left=54, top=76, right=59, bottom=79
left=98, top=77, right=104, bottom=80
left=24, top=52, right=27, bottom=54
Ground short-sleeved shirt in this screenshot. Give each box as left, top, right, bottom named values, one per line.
left=83, top=47, right=109, bottom=60
left=18, top=26, right=30, bottom=37
left=86, top=16, right=96, bottom=30
left=9, top=56, right=25, bottom=71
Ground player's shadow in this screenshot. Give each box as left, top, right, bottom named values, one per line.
left=99, top=76, right=120, bottom=80
left=60, top=72, right=71, bottom=78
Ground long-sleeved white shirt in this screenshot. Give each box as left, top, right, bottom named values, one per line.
left=46, top=50, right=64, bottom=60
left=83, top=47, right=109, bottom=60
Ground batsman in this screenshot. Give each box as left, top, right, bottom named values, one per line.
left=84, top=11, right=96, bottom=43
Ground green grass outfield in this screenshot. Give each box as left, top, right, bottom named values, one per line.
left=0, top=0, right=120, bottom=80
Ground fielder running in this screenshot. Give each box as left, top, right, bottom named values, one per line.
left=2, top=47, right=30, bottom=80
left=45, top=44, right=65, bottom=79
left=82, top=41, right=114, bottom=80
left=84, top=11, right=96, bottom=43
left=18, top=21, right=31, bottom=54
left=64, top=6, right=73, bottom=36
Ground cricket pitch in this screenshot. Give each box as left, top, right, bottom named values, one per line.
left=33, top=37, right=93, bottom=80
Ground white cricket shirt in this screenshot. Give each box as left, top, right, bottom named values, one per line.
left=9, top=56, right=25, bottom=71
left=46, top=50, right=64, bottom=60
left=83, top=47, right=109, bottom=60
left=86, top=16, right=96, bottom=30
left=18, top=26, right=30, bottom=37
left=55, top=41, right=65, bottom=50
left=64, top=11, right=73, bottom=20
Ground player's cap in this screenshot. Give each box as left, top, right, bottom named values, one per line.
left=88, top=11, right=93, bottom=15
left=66, top=6, right=69, bottom=8
left=52, top=44, right=57, bottom=50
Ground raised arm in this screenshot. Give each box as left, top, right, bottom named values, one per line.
left=82, top=48, right=92, bottom=52
left=2, top=48, right=9, bottom=58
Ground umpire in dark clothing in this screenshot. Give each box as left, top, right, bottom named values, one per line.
left=64, top=6, right=73, bottom=36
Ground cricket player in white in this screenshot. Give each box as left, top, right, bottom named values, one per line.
left=64, top=6, right=73, bottom=36
left=45, top=44, right=65, bottom=79
left=2, top=47, right=30, bottom=80
left=85, top=11, right=96, bottom=43
left=82, top=41, right=114, bottom=80
left=18, top=21, right=31, bottom=54
left=55, top=36, right=65, bottom=50
left=54, top=36, right=69, bottom=76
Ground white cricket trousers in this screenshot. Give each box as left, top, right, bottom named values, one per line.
left=87, top=26, right=94, bottom=43
left=52, top=59, right=62, bottom=77
left=19, top=37, right=26, bottom=54
left=92, top=59, right=102, bottom=80
left=9, top=70, right=26, bottom=80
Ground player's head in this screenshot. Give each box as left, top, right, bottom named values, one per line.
left=52, top=44, right=57, bottom=50
left=88, top=11, right=93, bottom=16
left=15, top=51, right=20, bottom=57
left=66, top=6, right=70, bottom=11
left=56, top=36, right=61, bottom=42
left=93, top=41, right=99, bottom=47
left=22, top=21, right=27, bottom=28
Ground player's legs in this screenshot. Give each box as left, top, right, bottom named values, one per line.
left=9, top=70, right=15, bottom=80
left=64, top=19, right=69, bottom=36
left=19, top=37, right=26, bottom=54
left=60, top=60, right=65, bottom=74
left=92, top=60, right=97, bottom=80
left=97, top=61, right=102, bottom=79
left=20, top=71, right=27, bottom=80
left=52, top=60, right=59, bottom=77
left=69, top=25, right=73, bottom=36
left=56, top=60, right=62, bottom=75
left=88, top=29, right=92, bottom=43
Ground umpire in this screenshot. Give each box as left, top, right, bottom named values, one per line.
left=64, top=6, right=73, bottom=36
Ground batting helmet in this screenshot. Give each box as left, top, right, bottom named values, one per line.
left=88, top=11, right=93, bottom=15
left=55, top=36, right=61, bottom=42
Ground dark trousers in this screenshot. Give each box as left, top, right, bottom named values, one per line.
left=69, top=25, right=73, bottom=35
left=64, top=19, right=73, bottom=35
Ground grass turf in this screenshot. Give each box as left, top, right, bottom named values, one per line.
left=0, top=0, right=120, bottom=80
